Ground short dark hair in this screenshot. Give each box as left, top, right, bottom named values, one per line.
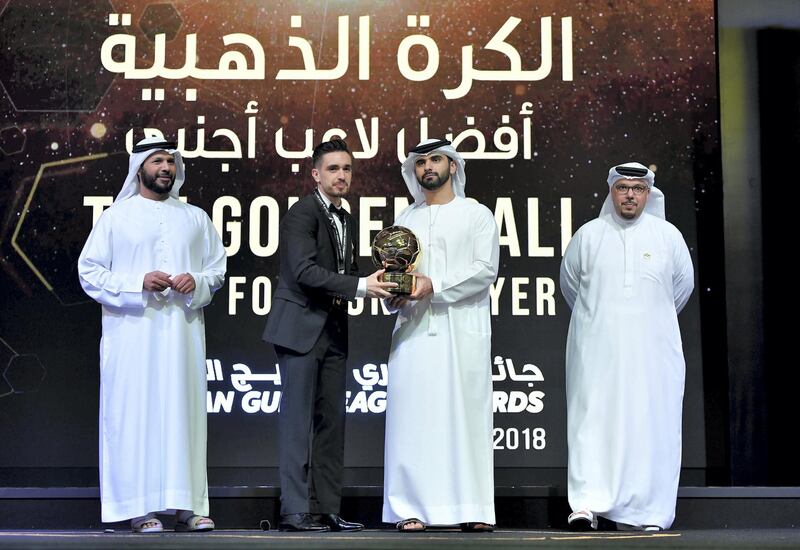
left=312, top=138, right=352, bottom=168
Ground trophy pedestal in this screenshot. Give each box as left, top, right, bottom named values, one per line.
left=383, top=272, right=416, bottom=295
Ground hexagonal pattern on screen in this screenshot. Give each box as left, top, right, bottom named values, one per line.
left=0, top=126, right=26, bottom=155
left=14, top=153, right=127, bottom=305
left=0, top=0, right=115, bottom=111
left=139, top=3, right=183, bottom=42
left=4, top=354, right=46, bottom=394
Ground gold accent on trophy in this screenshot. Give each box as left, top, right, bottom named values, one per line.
left=371, top=226, right=421, bottom=295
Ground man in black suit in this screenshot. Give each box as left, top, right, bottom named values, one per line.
left=263, top=138, right=395, bottom=532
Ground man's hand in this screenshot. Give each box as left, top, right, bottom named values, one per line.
left=143, top=271, right=172, bottom=292
left=366, top=269, right=397, bottom=298
left=408, top=272, right=433, bottom=300
left=171, top=273, right=196, bottom=294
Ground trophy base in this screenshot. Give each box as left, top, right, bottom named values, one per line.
left=383, top=272, right=415, bottom=295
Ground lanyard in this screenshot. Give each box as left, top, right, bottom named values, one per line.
left=313, top=190, right=346, bottom=274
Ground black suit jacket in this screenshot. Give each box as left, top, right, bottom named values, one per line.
left=262, top=193, right=360, bottom=354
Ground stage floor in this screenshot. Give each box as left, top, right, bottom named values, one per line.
left=1, top=529, right=799, bottom=549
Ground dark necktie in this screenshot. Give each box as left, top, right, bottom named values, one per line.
left=328, top=203, right=345, bottom=222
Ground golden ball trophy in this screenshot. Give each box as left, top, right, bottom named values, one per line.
left=371, top=226, right=421, bottom=295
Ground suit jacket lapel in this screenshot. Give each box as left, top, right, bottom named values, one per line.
left=315, top=199, right=339, bottom=255
left=313, top=192, right=353, bottom=271
left=344, top=211, right=354, bottom=271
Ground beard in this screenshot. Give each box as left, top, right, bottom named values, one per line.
left=140, top=170, right=175, bottom=195
left=619, top=200, right=638, bottom=219
left=417, top=170, right=450, bottom=191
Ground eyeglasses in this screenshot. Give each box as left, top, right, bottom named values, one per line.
left=613, top=183, right=648, bottom=196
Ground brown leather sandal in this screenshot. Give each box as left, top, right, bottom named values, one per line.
left=131, top=514, right=163, bottom=533
left=396, top=518, right=426, bottom=531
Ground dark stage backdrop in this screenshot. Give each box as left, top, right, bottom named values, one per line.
left=0, top=0, right=718, bottom=484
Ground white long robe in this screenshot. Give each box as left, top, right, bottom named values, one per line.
left=560, top=212, right=694, bottom=529
left=78, top=194, right=226, bottom=522
left=382, top=196, right=499, bottom=525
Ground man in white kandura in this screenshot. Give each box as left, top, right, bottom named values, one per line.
left=382, top=138, right=499, bottom=532
left=78, top=136, right=227, bottom=533
left=560, top=162, right=694, bottom=532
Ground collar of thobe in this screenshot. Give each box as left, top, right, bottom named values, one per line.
left=422, top=195, right=458, bottom=209
left=609, top=209, right=647, bottom=228
left=135, top=194, right=172, bottom=206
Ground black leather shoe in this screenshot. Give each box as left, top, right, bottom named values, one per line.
left=317, top=513, right=364, bottom=532
left=279, top=513, right=330, bottom=532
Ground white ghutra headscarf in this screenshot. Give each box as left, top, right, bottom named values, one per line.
left=599, top=161, right=665, bottom=220
left=400, top=138, right=466, bottom=204
left=114, top=136, right=185, bottom=204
